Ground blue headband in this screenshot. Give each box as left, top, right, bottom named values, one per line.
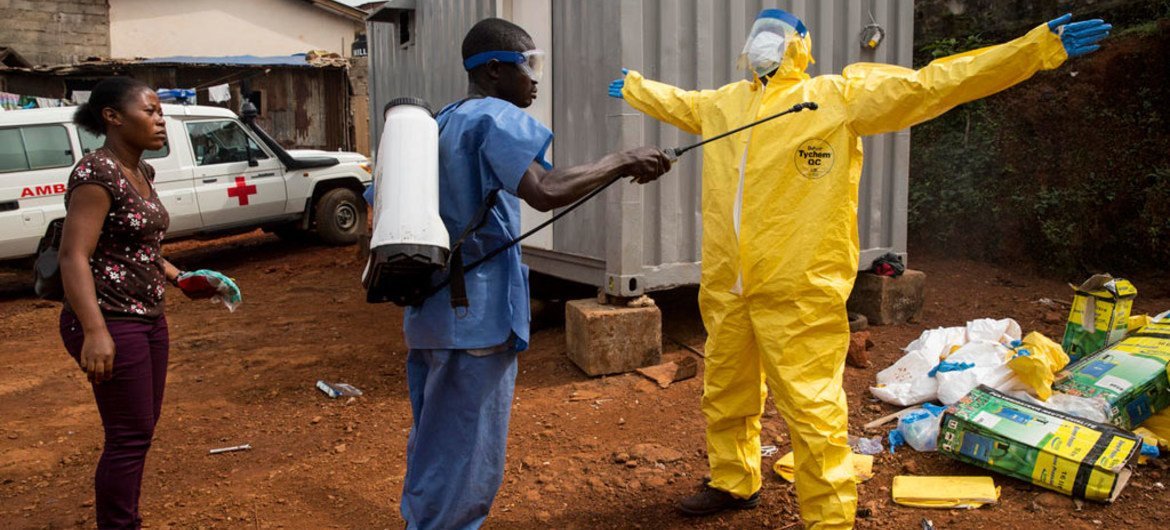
left=758, top=8, right=808, bottom=37
left=463, top=51, right=525, bottom=71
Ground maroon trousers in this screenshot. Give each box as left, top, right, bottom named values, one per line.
left=60, top=310, right=169, bottom=530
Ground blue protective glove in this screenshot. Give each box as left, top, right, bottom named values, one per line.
left=608, top=68, right=629, bottom=99
left=1047, top=13, right=1112, bottom=58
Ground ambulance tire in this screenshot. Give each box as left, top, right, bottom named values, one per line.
left=314, top=187, right=365, bottom=245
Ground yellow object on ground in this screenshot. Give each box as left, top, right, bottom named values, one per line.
left=1140, top=408, right=1170, bottom=447
left=1134, top=427, right=1164, bottom=465
left=892, top=476, right=1000, bottom=509
left=1062, top=275, right=1137, bottom=361
left=1129, top=314, right=1152, bottom=335
left=774, top=451, right=874, bottom=483
left=1008, top=331, right=1070, bottom=400
left=622, top=16, right=1066, bottom=529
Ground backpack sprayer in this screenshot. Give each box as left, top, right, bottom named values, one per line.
left=364, top=100, right=819, bottom=307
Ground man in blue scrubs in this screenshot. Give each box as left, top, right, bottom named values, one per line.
left=399, top=18, right=673, bottom=530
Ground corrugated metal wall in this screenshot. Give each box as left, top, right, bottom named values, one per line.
left=368, top=0, right=914, bottom=294
left=367, top=0, right=496, bottom=142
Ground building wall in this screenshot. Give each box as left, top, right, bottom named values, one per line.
left=1, top=65, right=351, bottom=151
left=0, top=0, right=110, bottom=66
left=349, top=56, right=370, bottom=155
left=108, top=0, right=363, bottom=59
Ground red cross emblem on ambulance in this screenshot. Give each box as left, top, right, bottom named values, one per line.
left=227, top=176, right=257, bottom=206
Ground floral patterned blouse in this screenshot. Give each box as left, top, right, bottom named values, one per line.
left=64, top=149, right=170, bottom=321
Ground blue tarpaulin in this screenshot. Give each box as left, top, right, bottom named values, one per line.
left=141, top=54, right=310, bottom=67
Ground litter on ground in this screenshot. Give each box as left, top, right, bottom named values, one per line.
left=892, top=475, right=999, bottom=509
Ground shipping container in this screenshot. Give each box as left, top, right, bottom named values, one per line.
left=369, top=0, right=914, bottom=296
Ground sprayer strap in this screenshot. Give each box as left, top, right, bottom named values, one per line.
left=445, top=189, right=501, bottom=308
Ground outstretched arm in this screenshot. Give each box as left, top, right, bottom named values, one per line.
left=846, top=15, right=1109, bottom=137
left=611, top=69, right=706, bottom=136
left=516, top=146, right=673, bottom=212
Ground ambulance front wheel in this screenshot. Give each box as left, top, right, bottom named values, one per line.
left=314, top=187, right=366, bottom=246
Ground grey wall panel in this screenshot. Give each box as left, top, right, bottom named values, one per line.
left=368, top=0, right=497, bottom=151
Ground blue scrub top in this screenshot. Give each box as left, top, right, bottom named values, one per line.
left=403, top=97, right=553, bottom=352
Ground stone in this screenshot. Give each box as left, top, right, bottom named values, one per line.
left=847, top=330, right=872, bottom=368
left=566, top=299, right=661, bottom=376
left=522, top=455, right=544, bottom=470
left=630, top=443, right=685, bottom=464
left=636, top=362, right=678, bottom=388
left=1032, top=491, right=1074, bottom=511
left=645, top=476, right=669, bottom=488
left=847, top=270, right=927, bottom=326
left=673, top=356, right=698, bottom=382
left=586, top=476, right=609, bottom=494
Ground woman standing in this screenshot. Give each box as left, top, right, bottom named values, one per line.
left=59, top=77, right=208, bottom=529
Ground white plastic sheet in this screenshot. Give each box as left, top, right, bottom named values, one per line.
left=870, top=318, right=1023, bottom=406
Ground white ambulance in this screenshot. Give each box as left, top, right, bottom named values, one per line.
left=0, top=103, right=371, bottom=264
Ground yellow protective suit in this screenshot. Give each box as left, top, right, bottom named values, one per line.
left=622, top=24, right=1067, bottom=529
left=1008, top=331, right=1070, bottom=400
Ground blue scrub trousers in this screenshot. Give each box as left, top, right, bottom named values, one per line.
left=400, top=348, right=519, bottom=530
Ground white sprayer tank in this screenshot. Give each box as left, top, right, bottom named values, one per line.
left=365, top=97, right=449, bottom=305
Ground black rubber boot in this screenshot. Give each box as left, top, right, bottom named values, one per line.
left=677, top=482, right=761, bottom=516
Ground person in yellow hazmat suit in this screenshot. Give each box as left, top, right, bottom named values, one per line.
left=608, top=8, right=1110, bottom=528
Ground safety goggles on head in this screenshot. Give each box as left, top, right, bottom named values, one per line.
left=462, top=49, right=546, bottom=82
left=737, top=9, right=808, bottom=78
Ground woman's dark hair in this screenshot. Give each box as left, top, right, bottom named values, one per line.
left=72, top=77, right=152, bottom=136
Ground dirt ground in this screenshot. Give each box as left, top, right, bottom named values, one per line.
left=2, top=232, right=1169, bottom=529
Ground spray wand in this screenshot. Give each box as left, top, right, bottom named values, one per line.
left=426, top=101, right=820, bottom=304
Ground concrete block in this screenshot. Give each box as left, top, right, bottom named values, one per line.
left=566, top=298, right=661, bottom=376
left=847, top=269, right=926, bottom=326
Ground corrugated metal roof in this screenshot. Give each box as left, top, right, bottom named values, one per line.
left=141, top=55, right=314, bottom=67
left=303, top=0, right=369, bottom=22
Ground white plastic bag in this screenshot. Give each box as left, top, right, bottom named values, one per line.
left=871, top=319, right=1024, bottom=406
left=966, top=318, right=1022, bottom=345
left=871, top=326, right=965, bottom=406
left=935, top=341, right=1026, bottom=405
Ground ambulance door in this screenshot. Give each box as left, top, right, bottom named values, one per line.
left=77, top=122, right=201, bottom=236
left=0, top=124, right=75, bottom=260
left=186, top=119, right=286, bottom=228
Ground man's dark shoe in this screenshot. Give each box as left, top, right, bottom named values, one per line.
left=677, top=483, right=761, bottom=516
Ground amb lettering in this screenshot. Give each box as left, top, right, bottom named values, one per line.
left=20, top=183, right=67, bottom=198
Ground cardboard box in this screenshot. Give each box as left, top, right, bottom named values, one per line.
left=1053, top=316, right=1170, bottom=430
left=1062, top=275, right=1136, bottom=361
left=938, top=386, right=1140, bottom=502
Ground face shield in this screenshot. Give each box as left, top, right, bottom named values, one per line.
left=463, top=49, right=546, bottom=82
left=736, top=9, right=808, bottom=78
